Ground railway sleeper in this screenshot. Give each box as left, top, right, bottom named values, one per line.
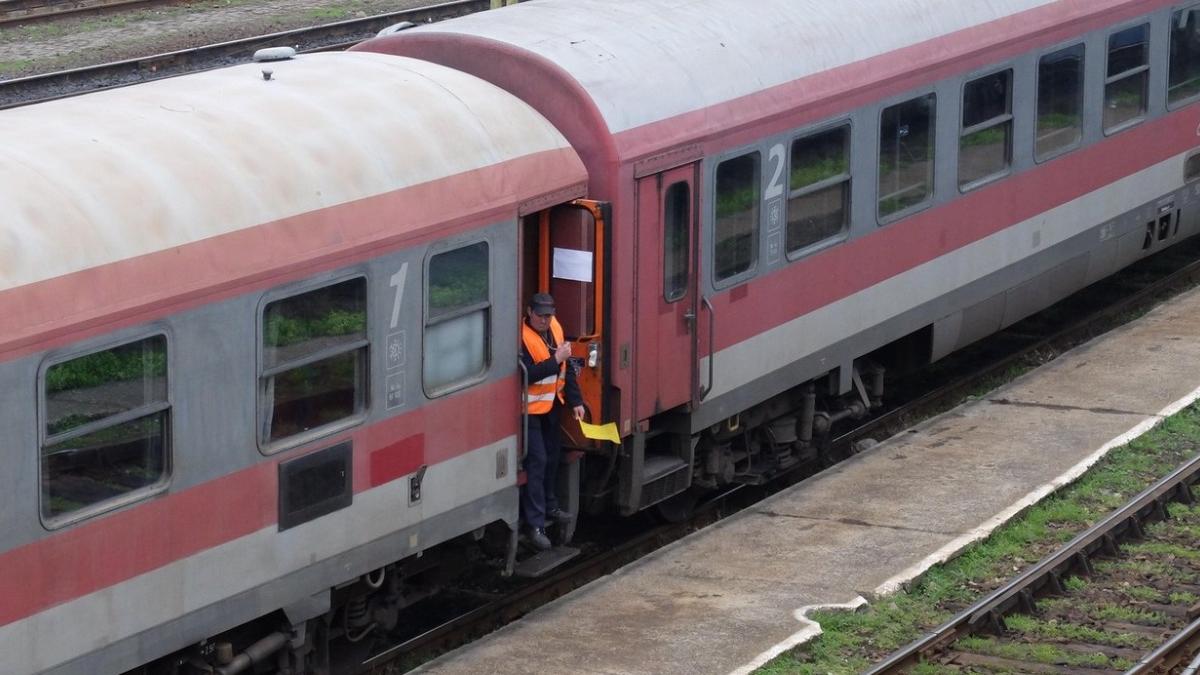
left=1053, top=640, right=1147, bottom=662
left=946, top=649, right=1115, bottom=674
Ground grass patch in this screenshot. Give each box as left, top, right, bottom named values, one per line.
left=306, top=6, right=351, bottom=21
left=1123, top=540, right=1200, bottom=560
left=763, top=403, right=1200, bottom=673
left=1063, top=575, right=1088, bottom=591
left=1170, top=590, right=1198, bottom=604
left=1089, top=603, right=1169, bottom=626
left=1168, top=501, right=1200, bottom=519
left=957, top=635, right=1126, bottom=669
left=0, top=59, right=33, bottom=76
left=1095, top=558, right=1196, bottom=583
left=2, top=22, right=71, bottom=42
left=1003, top=614, right=1154, bottom=649
left=1121, top=585, right=1161, bottom=602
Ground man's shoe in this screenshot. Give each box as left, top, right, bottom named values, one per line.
left=526, top=527, right=551, bottom=551
left=547, top=508, right=573, bottom=524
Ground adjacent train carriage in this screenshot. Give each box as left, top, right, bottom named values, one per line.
left=0, top=52, right=589, bottom=674
left=362, top=0, right=1200, bottom=515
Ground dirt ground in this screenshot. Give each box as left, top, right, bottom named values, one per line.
left=0, top=0, right=435, bottom=78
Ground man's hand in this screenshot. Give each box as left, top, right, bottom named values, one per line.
left=573, top=405, right=585, bottom=421
left=554, top=342, right=572, bottom=363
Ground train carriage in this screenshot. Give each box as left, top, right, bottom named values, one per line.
left=6, top=0, right=1200, bottom=671
left=0, top=51, right=590, bottom=674
left=361, top=0, right=1200, bottom=516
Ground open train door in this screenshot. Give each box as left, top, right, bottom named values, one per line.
left=528, top=200, right=607, bottom=428
left=634, top=163, right=700, bottom=419
left=519, top=199, right=608, bottom=431
left=513, top=199, right=607, bottom=575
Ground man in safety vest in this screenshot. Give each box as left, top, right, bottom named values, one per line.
left=520, top=292, right=585, bottom=551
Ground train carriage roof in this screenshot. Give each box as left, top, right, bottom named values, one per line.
left=0, top=51, right=584, bottom=296
left=385, top=0, right=1126, bottom=138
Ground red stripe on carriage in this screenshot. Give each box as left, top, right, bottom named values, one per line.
left=0, top=376, right=517, bottom=628
left=701, top=109, right=1198, bottom=352
left=369, top=434, right=426, bottom=488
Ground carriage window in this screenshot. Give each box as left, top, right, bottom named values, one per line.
left=1036, top=44, right=1085, bottom=160
left=960, top=70, right=1012, bottom=189
left=663, top=182, right=690, bottom=302
left=714, top=152, right=760, bottom=283
left=788, top=124, right=850, bottom=254
left=261, top=278, right=367, bottom=446
left=424, top=242, right=490, bottom=394
left=1170, top=8, right=1200, bottom=107
left=879, top=93, right=936, bottom=220
left=42, top=335, right=169, bottom=522
left=1104, top=24, right=1149, bottom=133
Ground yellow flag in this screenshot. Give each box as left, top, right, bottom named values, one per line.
left=578, top=420, right=622, bottom=444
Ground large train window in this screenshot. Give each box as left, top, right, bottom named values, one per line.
left=663, top=182, right=690, bottom=302
left=1104, top=24, right=1149, bottom=134
left=879, top=93, right=936, bottom=221
left=260, top=277, right=367, bottom=448
left=960, top=69, right=1013, bottom=190
left=713, top=152, right=760, bottom=284
left=787, top=124, right=850, bottom=256
left=40, top=334, right=170, bottom=525
left=424, top=241, right=490, bottom=395
left=1169, top=8, right=1200, bottom=108
left=1036, top=44, right=1085, bottom=161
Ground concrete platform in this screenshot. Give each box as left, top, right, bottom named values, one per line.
left=418, top=286, right=1200, bottom=675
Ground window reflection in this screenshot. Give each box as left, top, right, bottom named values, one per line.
left=879, top=94, right=936, bottom=219
left=788, top=125, right=850, bottom=253
left=261, top=278, right=367, bottom=446
left=42, top=335, right=169, bottom=520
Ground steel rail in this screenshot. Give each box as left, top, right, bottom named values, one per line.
left=1126, top=615, right=1200, bottom=674
left=0, top=0, right=489, bottom=109
left=865, top=453, right=1200, bottom=674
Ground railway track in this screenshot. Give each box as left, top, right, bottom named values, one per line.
left=0, top=0, right=488, bottom=109
left=347, top=243, right=1200, bottom=674
left=866, top=453, right=1200, bottom=674
left=353, top=488, right=750, bottom=674
left=0, top=0, right=159, bottom=26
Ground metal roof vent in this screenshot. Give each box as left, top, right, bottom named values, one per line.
left=376, top=21, right=414, bottom=37
left=253, top=46, right=297, bottom=62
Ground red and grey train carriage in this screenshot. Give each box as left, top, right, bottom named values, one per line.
left=0, top=52, right=600, bottom=673
left=365, top=0, right=1200, bottom=514
left=4, top=0, right=1200, bottom=672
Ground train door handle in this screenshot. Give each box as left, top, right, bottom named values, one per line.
left=683, top=307, right=696, bottom=332
left=698, top=296, right=715, bottom=401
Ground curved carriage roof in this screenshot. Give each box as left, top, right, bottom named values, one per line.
left=396, top=0, right=1089, bottom=135
left=0, top=51, right=584, bottom=294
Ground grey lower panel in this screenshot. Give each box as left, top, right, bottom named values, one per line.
left=692, top=186, right=1197, bottom=433
left=49, top=487, right=517, bottom=675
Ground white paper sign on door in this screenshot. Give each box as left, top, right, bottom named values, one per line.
left=553, top=248, right=593, bottom=283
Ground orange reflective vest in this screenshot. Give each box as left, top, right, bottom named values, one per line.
left=522, top=317, right=567, bottom=414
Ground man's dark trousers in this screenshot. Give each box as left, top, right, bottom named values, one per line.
left=521, top=409, right=562, bottom=529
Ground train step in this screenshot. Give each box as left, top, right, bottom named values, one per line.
left=515, top=546, right=580, bottom=578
